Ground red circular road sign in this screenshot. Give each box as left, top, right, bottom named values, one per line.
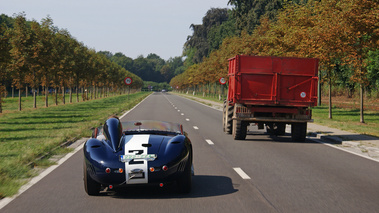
left=219, top=77, right=227, bottom=85
left=124, top=77, right=132, bottom=85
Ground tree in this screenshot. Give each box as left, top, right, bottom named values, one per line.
left=0, top=22, right=11, bottom=113
left=8, top=13, right=34, bottom=111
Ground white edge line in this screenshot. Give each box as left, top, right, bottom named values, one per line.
left=233, top=167, right=251, bottom=180
left=0, top=94, right=152, bottom=210
left=310, top=137, right=379, bottom=163
left=205, top=139, right=214, bottom=145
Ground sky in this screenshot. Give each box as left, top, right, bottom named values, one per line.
left=1, top=0, right=232, bottom=60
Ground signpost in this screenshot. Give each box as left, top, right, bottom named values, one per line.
left=219, top=77, right=226, bottom=100
left=124, top=77, right=132, bottom=100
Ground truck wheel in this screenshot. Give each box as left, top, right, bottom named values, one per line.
left=84, top=162, right=101, bottom=196
left=222, top=101, right=227, bottom=132
left=275, top=123, right=286, bottom=136
left=232, top=120, right=247, bottom=140
left=266, top=123, right=285, bottom=135
left=226, top=105, right=234, bottom=134
left=291, top=123, right=307, bottom=142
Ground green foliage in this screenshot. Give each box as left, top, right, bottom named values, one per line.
left=0, top=13, right=143, bottom=113
left=184, top=8, right=230, bottom=64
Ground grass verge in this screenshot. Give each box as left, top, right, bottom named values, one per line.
left=0, top=92, right=151, bottom=198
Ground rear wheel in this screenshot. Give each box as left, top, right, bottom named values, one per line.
left=232, top=120, right=247, bottom=140
left=266, top=123, right=286, bottom=136
left=222, top=101, right=227, bottom=132
left=84, top=162, right=101, bottom=196
left=177, top=155, right=192, bottom=194
left=291, top=123, right=307, bottom=142
left=225, top=104, right=234, bottom=134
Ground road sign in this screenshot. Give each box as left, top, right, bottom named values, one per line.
left=124, top=77, right=132, bottom=85
left=219, top=77, right=226, bottom=85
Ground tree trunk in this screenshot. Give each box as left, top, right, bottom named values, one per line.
left=328, top=77, right=332, bottom=119
left=0, top=94, right=2, bottom=113
left=18, top=89, right=22, bottom=111
left=12, top=87, right=14, bottom=98
left=317, top=71, right=321, bottom=106
left=55, top=87, right=58, bottom=105
left=76, top=87, right=79, bottom=102
left=69, top=87, right=72, bottom=103
left=62, top=86, right=65, bottom=105
left=45, top=87, right=48, bottom=107
left=360, top=83, right=364, bottom=123
left=33, top=88, right=37, bottom=108
left=25, top=86, right=28, bottom=98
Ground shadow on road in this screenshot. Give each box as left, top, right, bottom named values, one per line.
left=102, top=175, right=237, bottom=199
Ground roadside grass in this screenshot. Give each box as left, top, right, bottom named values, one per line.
left=0, top=92, right=151, bottom=198
left=174, top=92, right=379, bottom=137
left=311, top=106, right=379, bottom=137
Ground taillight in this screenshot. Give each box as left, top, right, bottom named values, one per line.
left=105, top=168, right=111, bottom=173
left=162, top=165, right=168, bottom=171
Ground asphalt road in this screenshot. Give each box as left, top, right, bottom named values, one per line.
left=2, top=92, right=379, bottom=213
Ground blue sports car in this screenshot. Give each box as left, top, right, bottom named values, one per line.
left=83, top=118, right=193, bottom=195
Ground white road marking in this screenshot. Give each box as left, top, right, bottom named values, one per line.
left=178, top=110, right=180, bottom=112
left=205, top=139, right=214, bottom=145
left=233, top=167, right=251, bottom=180
left=186, top=118, right=190, bottom=121
left=193, top=126, right=199, bottom=130
left=181, top=113, right=184, bottom=116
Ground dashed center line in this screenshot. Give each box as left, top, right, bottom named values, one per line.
left=186, top=118, right=190, bottom=121
left=193, top=126, right=199, bottom=130
left=181, top=113, right=184, bottom=116
left=205, top=139, right=214, bottom=145
left=233, top=167, right=251, bottom=180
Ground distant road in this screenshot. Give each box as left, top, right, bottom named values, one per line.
left=2, top=92, right=379, bottom=213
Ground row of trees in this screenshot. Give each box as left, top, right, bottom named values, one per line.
left=171, top=0, right=379, bottom=123
left=0, top=14, right=143, bottom=112
left=99, top=51, right=186, bottom=83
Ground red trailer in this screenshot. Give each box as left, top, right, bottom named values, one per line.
left=223, top=55, right=319, bottom=141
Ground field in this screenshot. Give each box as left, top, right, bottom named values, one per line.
left=0, top=92, right=151, bottom=198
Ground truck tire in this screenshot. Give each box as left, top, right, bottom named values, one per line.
left=291, top=123, right=307, bottom=142
left=226, top=105, right=234, bottom=134
left=232, top=120, right=247, bottom=140
left=266, top=123, right=286, bottom=136
left=223, top=101, right=227, bottom=132
left=275, top=123, right=286, bottom=136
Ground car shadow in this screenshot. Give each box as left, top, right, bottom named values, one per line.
left=102, top=175, right=237, bottom=199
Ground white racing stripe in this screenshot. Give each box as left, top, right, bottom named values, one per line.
left=124, top=135, right=150, bottom=184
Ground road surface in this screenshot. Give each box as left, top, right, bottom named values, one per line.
left=1, top=92, right=379, bottom=213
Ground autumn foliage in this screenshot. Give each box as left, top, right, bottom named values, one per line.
left=170, top=0, right=378, bottom=94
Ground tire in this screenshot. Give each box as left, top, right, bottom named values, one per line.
left=291, top=123, right=307, bottom=142
left=225, top=105, right=234, bottom=134
left=266, top=123, right=286, bottom=136
left=177, top=155, right=192, bottom=194
left=84, top=161, right=101, bottom=196
left=232, top=120, right=247, bottom=140
left=222, top=101, right=227, bottom=132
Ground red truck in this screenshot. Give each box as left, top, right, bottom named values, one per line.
left=223, top=55, right=319, bottom=141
